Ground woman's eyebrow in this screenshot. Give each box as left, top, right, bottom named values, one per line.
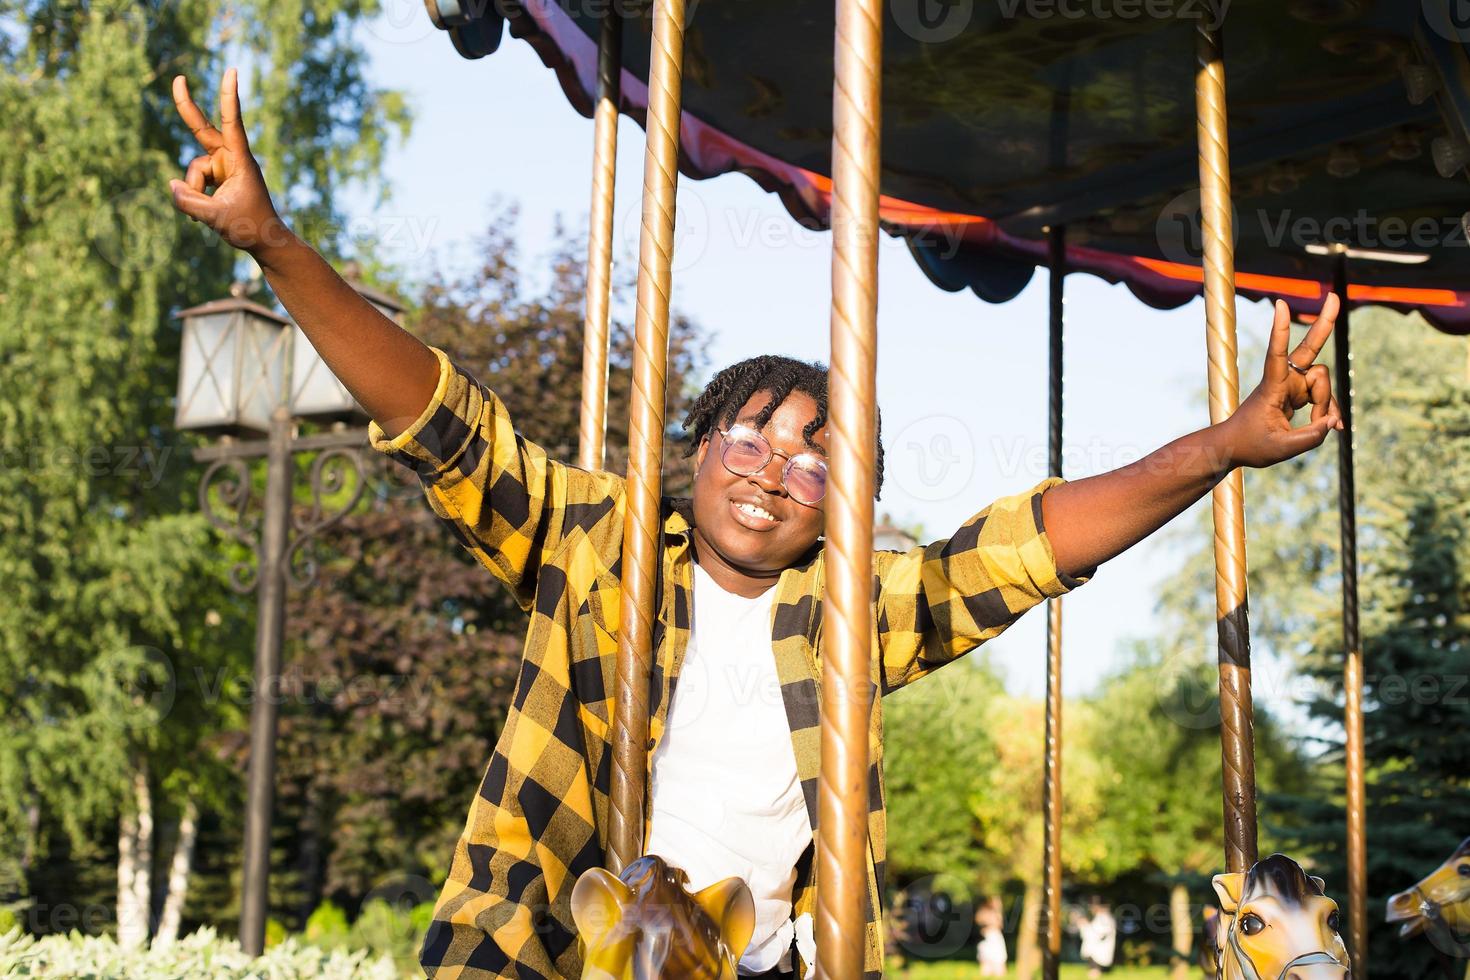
left=734, top=417, right=830, bottom=457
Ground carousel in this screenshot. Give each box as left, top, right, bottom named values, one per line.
left=413, top=0, right=1470, bottom=975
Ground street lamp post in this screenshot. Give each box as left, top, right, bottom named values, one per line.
left=175, top=273, right=404, bottom=955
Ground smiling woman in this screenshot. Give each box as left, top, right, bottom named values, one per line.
left=169, top=42, right=1349, bottom=979
left=679, top=354, right=869, bottom=599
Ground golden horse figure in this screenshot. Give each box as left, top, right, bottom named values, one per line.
left=1209, top=854, right=1350, bottom=980
left=1386, top=837, right=1470, bottom=979
left=571, top=855, right=755, bottom=979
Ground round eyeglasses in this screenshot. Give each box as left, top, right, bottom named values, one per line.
left=716, top=424, right=828, bottom=506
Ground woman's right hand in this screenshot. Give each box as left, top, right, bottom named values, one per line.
left=169, top=68, right=287, bottom=254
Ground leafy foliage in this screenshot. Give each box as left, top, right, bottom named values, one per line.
left=884, top=658, right=1005, bottom=890
left=0, top=926, right=399, bottom=978
left=0, top=0, right=407, bottom=936
left=1161, top=308, right=1470, bottom=977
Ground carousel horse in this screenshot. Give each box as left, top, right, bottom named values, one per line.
left=571, top=855, right=755, bottom=979
left=1210, top=853, right=1350, bottom=980
left=1386, top=837, right=1470, bottom=979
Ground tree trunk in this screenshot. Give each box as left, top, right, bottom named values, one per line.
left=1014, top=880, right=1043, bottom=980
left=22, top=801, right=39, bottom=873
left=115, top=764, right=153, bottom=949
left=152, top=797, right=199, bottom=947
left=1170, top=881, right=1192, bottom=980
left=117, top=803, right=136, bottom=943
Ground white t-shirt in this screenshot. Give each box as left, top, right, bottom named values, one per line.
left=1079, top=910, right=1117, bottom=966
left=646, top=563, right=815, bottom=974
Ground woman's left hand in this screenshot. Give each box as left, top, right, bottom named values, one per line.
left=1221, top=295, right=1344, bottom=469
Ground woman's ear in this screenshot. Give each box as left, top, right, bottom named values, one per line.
left=695, top=436, right=709, bottom=471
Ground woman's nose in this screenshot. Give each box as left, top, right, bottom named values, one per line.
left=748, top=460, right=785, bottom=495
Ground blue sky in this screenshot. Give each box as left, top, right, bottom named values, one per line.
left=342, top=7, right=1302, bottom=705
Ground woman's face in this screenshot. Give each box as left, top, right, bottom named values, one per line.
left=690, top=389, right=828, bottom=596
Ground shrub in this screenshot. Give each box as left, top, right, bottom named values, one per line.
left=306, top=900, right=351, bottom=946
left=0, top=926, right=400, bottom=978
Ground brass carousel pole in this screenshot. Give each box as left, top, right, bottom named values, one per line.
left=1041, top=224, right=1066, bottom=980
left=578, top=9, right=623, bottom=472
left=609, top=0, right=686, bottom=874
left=1334, top=250, right=1367, bottom=977
left=1195, top=23, right=1258, bottom=873
left=818, top=0, right=882, bottom=973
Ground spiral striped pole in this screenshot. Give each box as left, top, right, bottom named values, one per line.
left=817, top=0, right=882, bottom=973
left=1040, top=225, right=1066, bottom=980
left=609, top=0, right=686, bottom=874
left=577, top=9, right=623, bottom=472
left=1195, top=23, right=1258, bottom=874
left=1334, top=250, right=1367, bottom=977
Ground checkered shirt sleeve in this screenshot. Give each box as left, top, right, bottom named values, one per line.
left=370, top=348, right=626, bottom=977
left=368, top=346, right=621, bottom=609
left=874, top=476, right=1091, bottom=692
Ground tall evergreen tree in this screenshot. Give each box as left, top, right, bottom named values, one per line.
left=1275, top=494, right=1470, bottom=976
left=1160, top=308, right=1470, bottom=977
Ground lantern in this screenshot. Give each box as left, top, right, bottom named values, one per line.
left=174, top=283, right=291, bottom=433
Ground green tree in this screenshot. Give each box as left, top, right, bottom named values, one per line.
left=1083, top=642, right=1307, bottom=973
left=1160, top=308, right=1470, bottom=977
left=1274, top=496, right=1470, bottom=979
left=0, top=0, right=407, bottom=945
left=885, top=658, right=1005, bottom=892
left=884, top=649, right=1111, bottom=977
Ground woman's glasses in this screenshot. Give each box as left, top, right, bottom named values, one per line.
left=716, top=424, right=828, bottom=506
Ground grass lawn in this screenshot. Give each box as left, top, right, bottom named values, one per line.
left=900, top=964, right=1179, bottom=980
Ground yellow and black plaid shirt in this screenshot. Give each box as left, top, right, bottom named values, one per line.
left=370, top=347, right=1090, bottom=979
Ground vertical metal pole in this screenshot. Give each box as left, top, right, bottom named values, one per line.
left=239, top=405, right=292, bottom=955
left=609, top=0, right=685, bottom=875
left=578, top=10, right=622, bottom=472
left=1194, top=24, right=1258, bottom=874
left=817, top=0, right=882, bottom=974
left=1041, top=225, right=1066, bottom=980
left=1334, top=253, right=1367, bottom=977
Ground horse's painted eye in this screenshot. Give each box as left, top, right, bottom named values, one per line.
left=1457, top=863, right=1470, bottom=878
left=1241, top=913, right=1265, bottom=936
left=1327, top=911, right=1340, bottom=932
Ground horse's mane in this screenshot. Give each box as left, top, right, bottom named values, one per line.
left=1452, top=837, right=1470, bottom=860
left=1243, top=853, right=1323, bottom=907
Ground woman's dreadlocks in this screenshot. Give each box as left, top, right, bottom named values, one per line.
left=680, top=354, right=884, bottom=499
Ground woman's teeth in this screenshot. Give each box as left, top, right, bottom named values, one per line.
left=737, top=502, right=776, bottom=522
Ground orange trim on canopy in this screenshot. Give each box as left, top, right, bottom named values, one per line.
left=1136, top=258, right=1324, bottom=299
left=801, top=168, right=995, bottom=228
left=1140, top=257, right=1467, bottom=309
left=1347, top=284, right=1466, bottom=308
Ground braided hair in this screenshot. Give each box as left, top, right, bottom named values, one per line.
left=681, top=354, right=884, bottom=498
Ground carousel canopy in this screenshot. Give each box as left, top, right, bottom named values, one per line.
left=425, top=0, right=1470, bottom=334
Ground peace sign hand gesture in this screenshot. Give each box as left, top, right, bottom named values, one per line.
left=1222, top=295, right=1345, bottom=469
left=168, top=68, right=284, bottom=253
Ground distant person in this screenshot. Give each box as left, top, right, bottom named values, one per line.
left=1074, top=897, right=1117, bottom=978
left=974, top=895, right=1007, bottom=977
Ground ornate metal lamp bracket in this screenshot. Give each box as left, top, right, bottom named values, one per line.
left=199, top=455, right=264, bottom=594
left=195, top=428, right=370, bottom=595
left=285, top=446, right=368, bottom=590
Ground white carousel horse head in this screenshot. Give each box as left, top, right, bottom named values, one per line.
left=1211, top=853, right=1349, bottom=980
